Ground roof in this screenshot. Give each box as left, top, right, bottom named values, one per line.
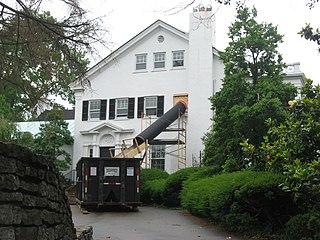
left=36, top=109, right=75, bottom=121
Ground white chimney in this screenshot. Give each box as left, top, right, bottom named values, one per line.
left=187, top=5, right=215, bottom=164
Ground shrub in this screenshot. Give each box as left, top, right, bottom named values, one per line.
left=162, top=167, right=199, bottom=207
left=181, top=171, right=296, bottom=235
left=285, top=210, right=320, bottom=240
left=141, top=179, right=167, bottom=204
left=140, top=168, right=169, bottom=204
left=184, top=166, right=221, bottom=183
left=140, top=168, right=169, bottom=183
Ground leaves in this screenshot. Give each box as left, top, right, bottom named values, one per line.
left=203, top=5, right=296, bottom=170
left=33, top=106, right=73, bottom=171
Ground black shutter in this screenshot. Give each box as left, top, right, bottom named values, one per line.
left=100, top=99, right=107, bottom=120
left=128, top=98, right=135, bottom=119
left=82, top=101, right=89, bottom=121
left=109, top=99, right=115, bottom=120
left=137, top=97, right=144, bottom=118
left=157, top=96, right=164, bottom=117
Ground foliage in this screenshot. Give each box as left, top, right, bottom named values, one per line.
left=140, top=168, right=169, bottom=183
left=140, top=168, right=169, bottom=204
left=33, top=106, right=73, bottom=171
left=285, top=209, right=320, bottom=240
left=242, top=79, right=320, bottom=205
left=181, top=171, right=296, bottom=236
left=203, top=5, right=296, bottom=170
left=299, top=23, right=320, bottom=52
left=162, top=167, right=199, bottom=207
left=184, top=166, right=221, bottom=183
left=140, top=179, right=166, bottom=204
left=0, top=0, right=109, bottom=118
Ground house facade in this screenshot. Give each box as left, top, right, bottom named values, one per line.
left=70, top=6, right=305, bottom=174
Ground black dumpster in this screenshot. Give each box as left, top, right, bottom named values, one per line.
left=76, top=157, right=141, bottom=210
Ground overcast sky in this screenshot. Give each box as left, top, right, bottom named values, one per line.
left=68, top=0, right=319, bottom=85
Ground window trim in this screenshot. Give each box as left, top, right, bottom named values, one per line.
left=136, top=53, right=147, bottom=70
left=151, top=145, right=165, bottom=170
left=116, top=98, right=129, bottom=118
left=154, top=52, right=166, bottom=69
left=144, top=96, right=158, bottom=116
left=89, top=100, right=101, bottom=119
left=172, top=50, right=184, bottom=68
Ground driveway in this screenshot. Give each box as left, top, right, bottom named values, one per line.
left=71, top=205, right=243, bottom=240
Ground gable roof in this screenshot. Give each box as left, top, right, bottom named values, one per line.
left=71, top=20, right=188, bottom=87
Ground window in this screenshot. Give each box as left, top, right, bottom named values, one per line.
left=116, top=98, right=128, bottom=117
left=154, top=52, right=165, bottom=69
left=138, top=96, right=164, bottom=118
left=151, top=145, right=165, bottom=170
left=109, top=98, right=134, bottom=119
left=145, top=96, right=157, bottom=116
left=89, top=147, right=93, bottom=157
left=173, top=51, right=184, bottom=67
left=82, top=100, right=107, bottom=121
left=136, top=54, right=147, bottom=70
left=89, top=100, right=100, bottom=119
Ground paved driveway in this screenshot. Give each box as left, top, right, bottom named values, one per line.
left=71, top=205, right=243, bottom=240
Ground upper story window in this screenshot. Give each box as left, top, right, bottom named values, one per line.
left=172, top=51, right=184, bottom=67
left=82, top=99, right=107, bottom=121
left=89, top=100, right=100, bottom=119
left=116, top=98, right=128, bottom=117
left=138, top=96, right=164, bottom=118
left=154, top=52, right=165, bottom=69
left=136, top=54, right=147, bottom=70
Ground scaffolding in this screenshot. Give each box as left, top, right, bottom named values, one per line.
left=141, top=110, right=187, bottom=170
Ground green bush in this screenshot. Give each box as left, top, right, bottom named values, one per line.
left=285, top=210, right=320, bottom=240
left=140, top=168, right=168, bottom=204
left=162, top=167, right=199, bottom=207
left=140, top=168, right=169, bottom=183
left=184, top=166, right=221, bottom=183
left=141, top=179, right=166, bottom=204
left=181, top=171, right=296, bottom=235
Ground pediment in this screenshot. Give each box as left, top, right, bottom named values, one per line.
left=80, top=122, right=134, bottom=135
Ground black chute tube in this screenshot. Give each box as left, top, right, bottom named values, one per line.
left=134, top=101, right=187, bottom=145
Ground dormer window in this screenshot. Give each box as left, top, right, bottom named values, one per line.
left=154, top=52, right=165, bottom=69
left=136, top=54, right=147, bottom=70
left=172, top=51, right=184, bottom=67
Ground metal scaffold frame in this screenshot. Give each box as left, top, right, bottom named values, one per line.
left=140, top=110, right=187, bottom=170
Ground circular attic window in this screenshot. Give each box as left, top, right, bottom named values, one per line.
left=157, top=35, right=164, bottom=43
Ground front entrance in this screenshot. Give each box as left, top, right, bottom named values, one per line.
left=100, top=146, right=115, bottom=158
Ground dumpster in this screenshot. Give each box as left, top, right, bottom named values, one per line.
left=76, top=157, right=141, bottom=210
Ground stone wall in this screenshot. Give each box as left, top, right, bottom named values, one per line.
left=0, top=142, right=76, bottom=240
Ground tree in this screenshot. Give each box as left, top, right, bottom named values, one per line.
left=243, top=79, right=320, bottom=206
left=33, top=106, right=73, bottom=171
left=0, top=0, right=107, bottom=118
left=203, top=5, right=296, bottom=171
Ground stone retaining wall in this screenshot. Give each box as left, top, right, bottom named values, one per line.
left=0, top=142, right=77, bottom=240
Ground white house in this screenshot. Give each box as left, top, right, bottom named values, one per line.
left=70, top=6, right=221, bottom=173
left=67, top=6, right=304, bottom=174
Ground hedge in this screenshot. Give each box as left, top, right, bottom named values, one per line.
left=140, top=168, right=169, bottom=204
left=162, top=167, right=199, bottom=207
left=181, top=170, right=297, bottom=235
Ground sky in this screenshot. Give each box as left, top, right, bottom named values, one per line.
left=69, top=0, right=319, bottom=85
